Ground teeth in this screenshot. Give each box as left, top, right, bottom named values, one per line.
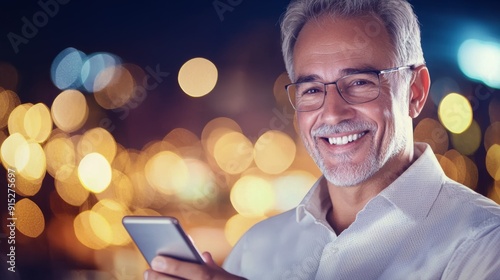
left=327, top=132, right=365, bottom=145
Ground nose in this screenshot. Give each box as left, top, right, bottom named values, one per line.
left=319, top=84, right=355, bottom=123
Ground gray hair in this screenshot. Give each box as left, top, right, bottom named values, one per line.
left=280, top=0, right=425, bottom=80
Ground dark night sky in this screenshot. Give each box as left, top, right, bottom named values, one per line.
left=0, top=0, right=499, bottom=149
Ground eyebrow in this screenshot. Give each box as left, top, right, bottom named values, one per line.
left=294, top=66, right=380, bottom=83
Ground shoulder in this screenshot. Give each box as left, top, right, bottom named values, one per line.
left=222, top=208, right=300, bottom=274
left=440, top=179, right=500, bottom=221
left=442, top=202, right=500, bottom=278
left=243, top=208, right=299, bottom=238
left=432, top=179, right=500, bottom=245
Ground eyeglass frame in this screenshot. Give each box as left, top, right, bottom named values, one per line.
left=284, top=65, right=416, bottom=112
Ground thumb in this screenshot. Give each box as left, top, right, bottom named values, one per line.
left=202, top=251, right=219, bottom=267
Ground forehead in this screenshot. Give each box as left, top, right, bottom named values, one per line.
left=292, top=14, right=396, bottom=78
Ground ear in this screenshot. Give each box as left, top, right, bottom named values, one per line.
left=408, top=65, right=431, bottom=118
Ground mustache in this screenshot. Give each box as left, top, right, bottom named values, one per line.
left=312, top=120, right=376, bottom=136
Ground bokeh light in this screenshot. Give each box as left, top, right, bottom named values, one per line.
left=224, top=214, right=265, bottom=246
left=484, top=122, right=500, bottom=151
left=144, top=150, right=189, bottom=195
left=443, top=149, right=479, bottom=190
left=1, top=132, right=27, bottom=169
left=24, top=103, right=52, bottom=143
left=458, top=39, right=500, bottom=89
left=486, top=144, right=500, bottom=180
left=74, top=210, right=111, bottom=250
left=0, top=89, right=21, bottom=129
left=12, top=171, right=44, bottom=197
left=178, top=57, right=218, bottom=97
left=443, top=150, right=467, bottom=185
left=15, top=198, right=45, bottom=238
left=77, top=127, right=117, bottom=163
left=55, top=177, right=90, bottom=206
left=15, top=140, right=46, bottom=181
left=51, top=89, right=89, bottom=133
left=201, top=117, right=242, bottom=158
left=94, top=65, right=136, bottom=109
left=78, top=152, right=112, bottom=193
left=92, top=199, right=131, bottom=246
left=8, top=103, right=32, bottom=137
left=273, top=170, right=316, bottom=212
left=81, top=52, right=121, bottom=93
left=178, top=158, right=217, bottom=202
left=413, top=118, right=449, bottom=154
left=273, top=72, right=293, bottom=109
left=44, top=130, right=76, bottom=178
left=51, top=47, right=86, bottom=90
left=254, top=130, right=296, bottom=174
left=436, top=154, right=458, bottom=183
left=429, top=77, right=461, bottom=106
left=214, top=131, right=253, bottom=174
left=95, top=169, right=134, bottom=207
left=450, top=119, right=482, bottom=155
left=188, top=227, right=231, bottom=265
left=438, top=93, right=473, bottom=134
left=230, top=175, right=275, bottom=217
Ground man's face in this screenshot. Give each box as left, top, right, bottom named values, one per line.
left=293, top=15, right=414, bottom=187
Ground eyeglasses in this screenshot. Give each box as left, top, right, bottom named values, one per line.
left=285, top=65, right=414, bottom=112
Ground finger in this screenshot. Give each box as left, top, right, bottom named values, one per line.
left=150, top=256, right=210, bottom=279
left=144, top=268, right=183, bottom=280
left=202, top=252, right=217, bottom=267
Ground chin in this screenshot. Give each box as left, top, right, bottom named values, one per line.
left=320, top=161, right=378, bottom=187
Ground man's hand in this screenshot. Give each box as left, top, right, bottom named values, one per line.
left=143, top=252, right=246, bottom=280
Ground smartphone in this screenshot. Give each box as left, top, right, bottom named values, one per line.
left=122, top=216, right=205, bottom=265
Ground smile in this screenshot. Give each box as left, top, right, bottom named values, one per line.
left=327, top=132, right=366, bottom=145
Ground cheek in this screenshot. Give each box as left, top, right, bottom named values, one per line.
left=296, top=112, right=313, bottom=133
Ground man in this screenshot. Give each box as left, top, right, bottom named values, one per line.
left=144, top=0, right=500, bottom=279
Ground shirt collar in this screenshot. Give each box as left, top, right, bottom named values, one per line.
left=296, top=143, right=445, bottom=222
left=296, top=176, right=331, bottom=222
left=378, top=142, right=445, bottom=220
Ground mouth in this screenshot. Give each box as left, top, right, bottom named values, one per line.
left=324, top=132, right=367, bottom=146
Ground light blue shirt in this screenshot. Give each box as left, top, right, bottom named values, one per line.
left=223, top=143, right=500, bottom=279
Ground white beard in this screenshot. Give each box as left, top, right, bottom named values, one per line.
left=303, top=116, right=407, bottom=187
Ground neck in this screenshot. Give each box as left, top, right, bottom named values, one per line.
left=325, top=146, right=416, bottom=234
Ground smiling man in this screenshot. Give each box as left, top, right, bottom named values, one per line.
left=144, top=0, right=500, bottom=279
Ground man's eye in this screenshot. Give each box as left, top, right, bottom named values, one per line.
left=305, top=88, right=319, bottom=94
left=351, top=80, right=370, bottom=86
left=302, top=87, right=323, bottom=95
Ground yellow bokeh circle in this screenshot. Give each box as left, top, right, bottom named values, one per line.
left=178, top=57, right=218, bottom=97
left=438, top=93, right=473, bottom=134
left=254, top=130, right=296, bottom=174
left=486, top=144, right=500, bottom=180
left=24, top=103, right=53, bottom=143
left=230, top=175, right=275, bottom=217
left=78, top=152, right=112, bottom=193
left=214, top=131, right=253, bottom=174
left=51, top=89, right=89, bottom=133
left=15, top=198, right=45, bottom=238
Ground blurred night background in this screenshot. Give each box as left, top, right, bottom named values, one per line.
left=0, top=0, right=499, bottom=279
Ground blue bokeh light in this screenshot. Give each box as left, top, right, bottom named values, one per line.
left=50, top=47, right=86, bottom=90
left=458, top=39, right=500, bottom=89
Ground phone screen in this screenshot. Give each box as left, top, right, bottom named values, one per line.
left=122, top=216, right=204, bottom=265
